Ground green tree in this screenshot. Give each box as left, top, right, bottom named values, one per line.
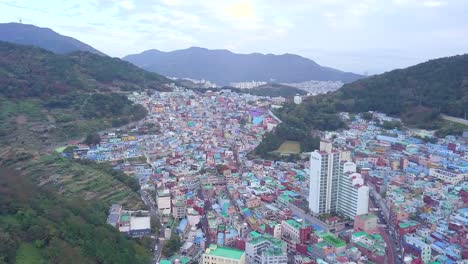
left=84, top=133, right=101, bottom=145
left=162, top=233, right=182, bottom=257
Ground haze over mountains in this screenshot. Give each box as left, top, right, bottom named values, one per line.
left=1, top=23, right=363, bottom=85
left=0, top=22, right=105, bottom=56
left=123, top=47, right=364, bottom=85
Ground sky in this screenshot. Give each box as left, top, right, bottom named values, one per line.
left=0, top=0, right=467, bottom=74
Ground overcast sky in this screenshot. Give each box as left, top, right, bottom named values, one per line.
left=0, top=0, right=467, bottom=74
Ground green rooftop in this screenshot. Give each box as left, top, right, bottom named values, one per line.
left=323, top=234, right=346, bottom=248
left=249, top=234, right=284, bottom=247
left=159, top=260, right=171, bottom=264
left=178, top=257, right=190, bottom=264
left=206, top=244, right=244, bottom=260
left=285, top=219, right=302, bottom=230
left=120, top=214, right=130, bottom=222
left=399, top=220, right=419, bottom=229
left=352, top=231, right=367, bottom=238
left=54, top=146, right=67, bottom=153
left=250, top=231, right=261, bottom=238
left=357, top=213, right=377, bottom=220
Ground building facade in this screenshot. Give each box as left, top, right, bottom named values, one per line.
left=245, top=235, right=287, bottom=264
left=157, top=188, right=172, bottom=216
left=309, top=141, right=342, bottom=215
left=309, top=142, right=369, bottom=218
left=336, top=162, right=369, bottom=218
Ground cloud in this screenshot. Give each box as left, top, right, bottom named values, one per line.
left=118, top=0, right=135, bottom=11
left=422, top=1, right=447, bottom=7
left=161, top=0, right=182, bottom=6
left=223, top=0, right=256, bottom=20
left=274, top=17, right=293, bottom=28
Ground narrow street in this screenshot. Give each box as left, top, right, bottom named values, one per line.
left=197, top=189, right=212, bottom=249
left=369, top=189, right=399, bottom=264
left=141, top=190, right=164, bottom=264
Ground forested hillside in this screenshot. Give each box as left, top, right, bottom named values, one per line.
left=0, top=41, right=169, bottom=263
left=0, top=41, right=171, bottom=148
left=255, top=54, right=468, bottom=158
left=0, top=168, right=149, bottom=264
left=0, top=41, right=170, bottom=99
left=248, top=83, right=307, bottom=97
left=335, top=54, right=468, bottom=124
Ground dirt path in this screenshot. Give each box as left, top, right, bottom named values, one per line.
left=441, top=114, right=468, bottom=126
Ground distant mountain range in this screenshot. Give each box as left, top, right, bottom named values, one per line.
left=0, top=22, right=105, bottom=55
left=123, top=47, right=364, bottom=85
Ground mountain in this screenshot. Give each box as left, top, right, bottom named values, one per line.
left=255, top=54, right=468, bottom=158
left=123, top=47, right=364, bottom=85
left=335, top=54, right=468, bottom=123
left=0, top=22, right=105, bottom=55
left=0, top=41, right=171, bottom=149
left=0, top=41, right=170, bottom=99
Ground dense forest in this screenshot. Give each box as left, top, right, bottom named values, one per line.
left=0, top=168, right=150, bottom=264
left=335, top=54, right=468, bottom=125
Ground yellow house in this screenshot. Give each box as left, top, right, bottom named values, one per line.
left=122, top=136, right=136, bottom=141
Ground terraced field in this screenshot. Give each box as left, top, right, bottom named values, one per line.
left=1, top=150, right=143, bottom=210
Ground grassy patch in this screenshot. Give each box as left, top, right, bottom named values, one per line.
left=275, top=140, right=301, bottom=154
left=0, top=99, right=46, bottom=122
left=15, top=243, right=45, bottom=264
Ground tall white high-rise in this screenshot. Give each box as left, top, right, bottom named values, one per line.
left=309, top=141, right=342, bottom=214
left=309, top=141, right=368, bottom=217
left=337, top=162, right=369, bottom=218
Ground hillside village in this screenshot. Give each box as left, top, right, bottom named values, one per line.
left=61, top=87, right=468, bottom=264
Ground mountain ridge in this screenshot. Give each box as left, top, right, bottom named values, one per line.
left=0, top=22, right=105, bottom=56
left=123, top=47, right=363, bottom=85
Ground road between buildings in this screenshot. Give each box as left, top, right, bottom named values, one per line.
left=140, top=190, right=163, bottom=264
left=369, top=190, right=399, bottom=264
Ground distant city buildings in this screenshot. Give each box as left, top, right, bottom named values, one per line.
left=293, top=94, right=302, bottom=104
left=282, top=80, right=343, bottom=95
left=169, top=77, right=218, bottom=88
left=230, top=81, right=267, bottom=89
